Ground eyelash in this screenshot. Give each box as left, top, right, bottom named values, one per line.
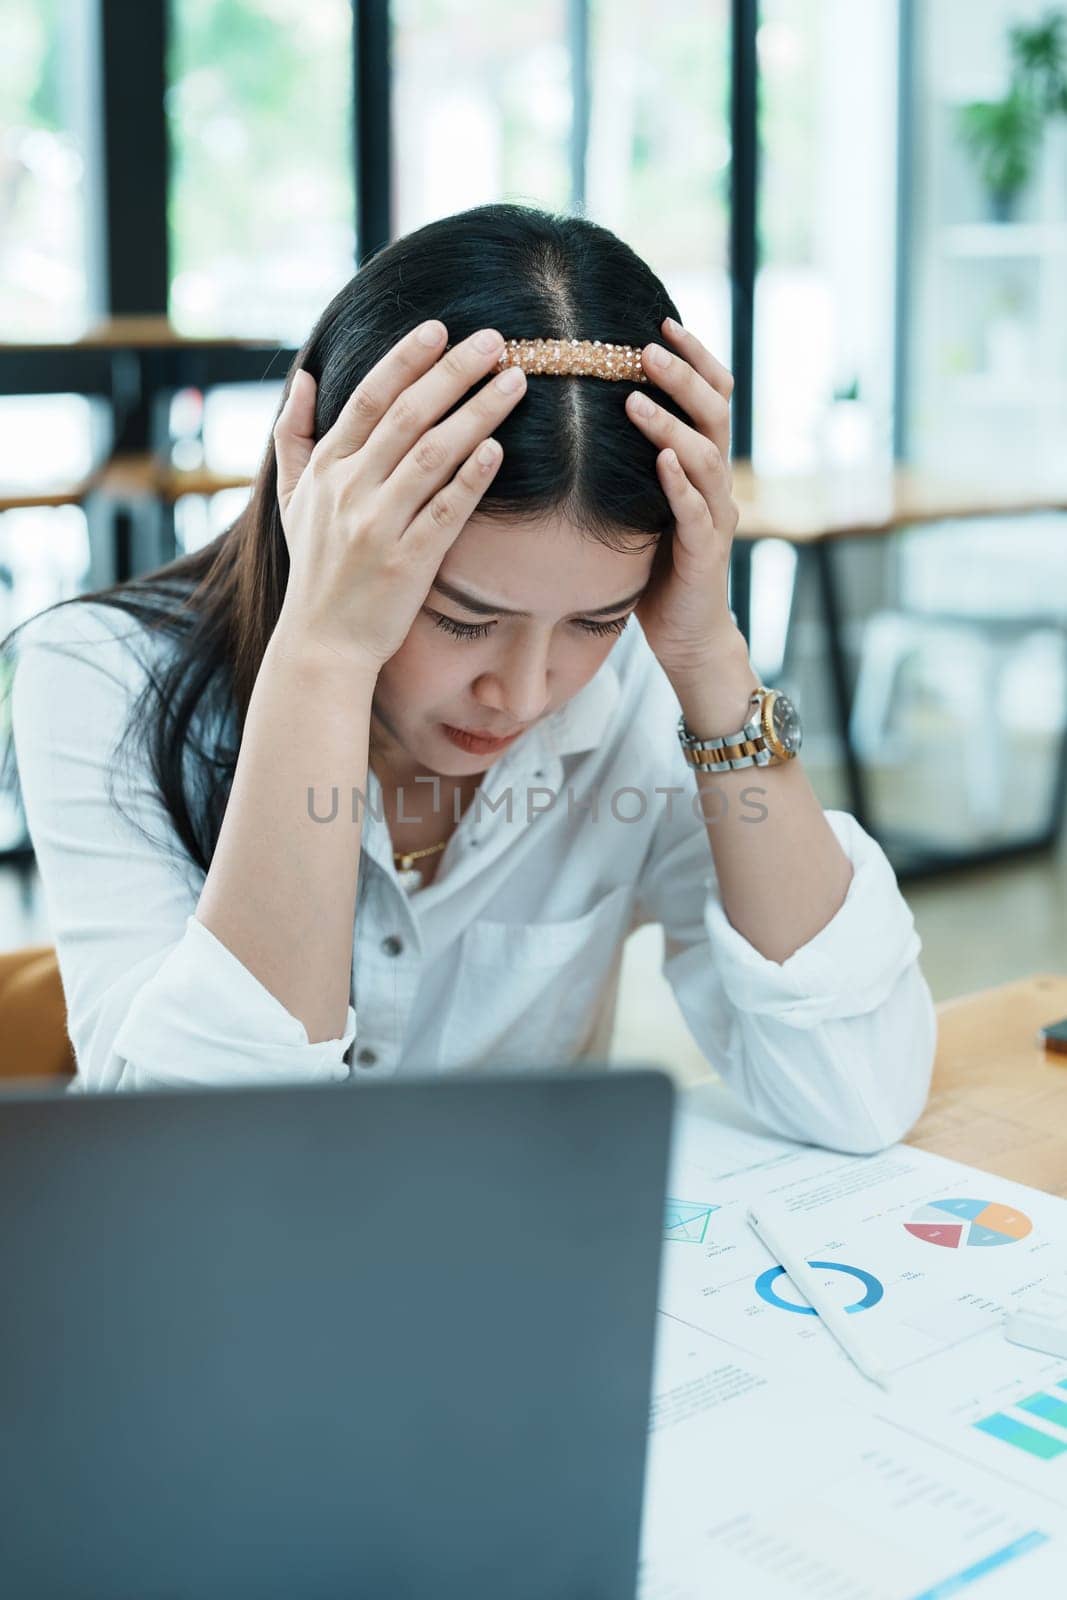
left=430, top=612, right=632, bottom=641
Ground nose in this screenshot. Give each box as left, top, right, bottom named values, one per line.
left=473, top=635, right=552, bottom=727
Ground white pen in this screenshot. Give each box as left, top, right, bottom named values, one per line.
left=746, top=1203, right=891, bottom=1392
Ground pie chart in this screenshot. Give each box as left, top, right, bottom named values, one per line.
left=903, top=1198, right=1032, bottom=1249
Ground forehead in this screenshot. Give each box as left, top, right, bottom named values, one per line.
left=438, top=513, right=656, bottom=616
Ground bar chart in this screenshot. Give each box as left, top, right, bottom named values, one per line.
left=975, top=1381, right=1067, bottom=1463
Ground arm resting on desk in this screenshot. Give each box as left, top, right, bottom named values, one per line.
left=637, top=794, right=937, bottom=1154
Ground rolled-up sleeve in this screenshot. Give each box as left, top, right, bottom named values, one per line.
left=635, top=747, right=936, bottom=1153
left=10, top=603, right=356, bottom=1092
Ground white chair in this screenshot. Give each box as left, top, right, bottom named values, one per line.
left=848, top=513, right=1067, bottom=836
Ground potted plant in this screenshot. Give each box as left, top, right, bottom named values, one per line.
left=956, top=8, right=1067, bottom=221
left=957, top=89, right=1042, bottom=221
left=1010, top=10, right=1067, bottom=115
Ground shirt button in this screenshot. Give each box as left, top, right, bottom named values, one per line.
left=355, top=1047, right=378, bottom=1068
left=381, top=934, right=404, bottom=957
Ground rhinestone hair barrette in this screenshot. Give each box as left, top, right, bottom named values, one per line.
left=494, top=337, right=650, bottom=384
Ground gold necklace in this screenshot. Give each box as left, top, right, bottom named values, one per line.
left=392, top=838, right=449, bottom=873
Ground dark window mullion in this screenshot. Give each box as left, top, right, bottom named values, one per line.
left=729, top=0, right=759, bottom=641
left=354, top=0, right=393, bottom=265
left=729, top=0, right=757, bottom=459
left=95, top=0, right=168, bottom=320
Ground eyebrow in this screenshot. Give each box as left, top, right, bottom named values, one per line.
left=430, top=576, right=650, bottom=618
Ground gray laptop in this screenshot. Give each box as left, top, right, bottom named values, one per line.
left=0, top=1068, right=673, bottom=1599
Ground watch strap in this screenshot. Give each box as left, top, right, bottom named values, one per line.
left=678, top=687, right=779, bottom=773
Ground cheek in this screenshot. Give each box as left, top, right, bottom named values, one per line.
left=382, top=625, right=473, bottom=706
left=583, top=628, right=629, bottom=665
left=551, top=631, right=623, bottom=698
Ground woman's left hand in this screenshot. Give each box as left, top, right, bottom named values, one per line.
left=627, top=317, right=746, bottom=684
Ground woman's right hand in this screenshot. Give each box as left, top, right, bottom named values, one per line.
left=270, top=323, right=527, bottom=674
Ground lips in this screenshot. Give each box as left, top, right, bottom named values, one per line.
left=441, top=722, right=526, bottom=754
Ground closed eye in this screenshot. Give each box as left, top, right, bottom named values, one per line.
left=429, top=611, right=632, bottom=641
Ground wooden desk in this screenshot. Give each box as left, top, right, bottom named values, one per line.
left=1, top=317, right=298, bottom=652
left=0, top=319, right=297, bottom=408
left=906, top=973, right=1067, bottom=1196
left=730, top=461, right=1067, bottom=545
left=3, top=314, right=280, bottom=352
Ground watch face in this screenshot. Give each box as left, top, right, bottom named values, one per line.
left=770, top=692, right=802, bottom=755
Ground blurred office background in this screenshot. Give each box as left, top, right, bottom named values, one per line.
left=2, top=0, right=1066, bottom=1078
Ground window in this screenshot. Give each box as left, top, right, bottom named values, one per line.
left=392, top=0, right=574, bottom=230
left=754, top=0, right=898, bottom=472
left=586, top=0, right=731, bottom=365
left=0, top=0, right=92, bottom=339
left=167, top=0, right=356, bottom=340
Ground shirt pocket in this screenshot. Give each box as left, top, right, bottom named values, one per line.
left=437, top=883, right=636, bottom=1071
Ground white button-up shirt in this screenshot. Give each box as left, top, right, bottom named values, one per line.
left=10, top=599, right=936, bottom=1152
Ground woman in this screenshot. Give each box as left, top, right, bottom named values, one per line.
left=3, top=202, right=935, bottom=1149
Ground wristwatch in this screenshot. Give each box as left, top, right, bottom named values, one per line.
left=677, top=686, right=803, bottom=773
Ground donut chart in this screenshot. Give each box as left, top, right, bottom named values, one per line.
left=754, top=1261, right=885, bottom=1315
left=903, top=1198, right=1032, bottom=1250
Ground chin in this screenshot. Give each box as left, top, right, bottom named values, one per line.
left=436, top=736, right=499, bottom=763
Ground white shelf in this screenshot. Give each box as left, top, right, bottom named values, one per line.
left=947, top=374, right=1067, bottom=406
left=941, top=223, right=1067, bottom=258
left=909, top=13, right=1067, bottom=474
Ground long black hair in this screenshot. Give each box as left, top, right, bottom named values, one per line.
left=1, top=201, right=684, bottom=875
